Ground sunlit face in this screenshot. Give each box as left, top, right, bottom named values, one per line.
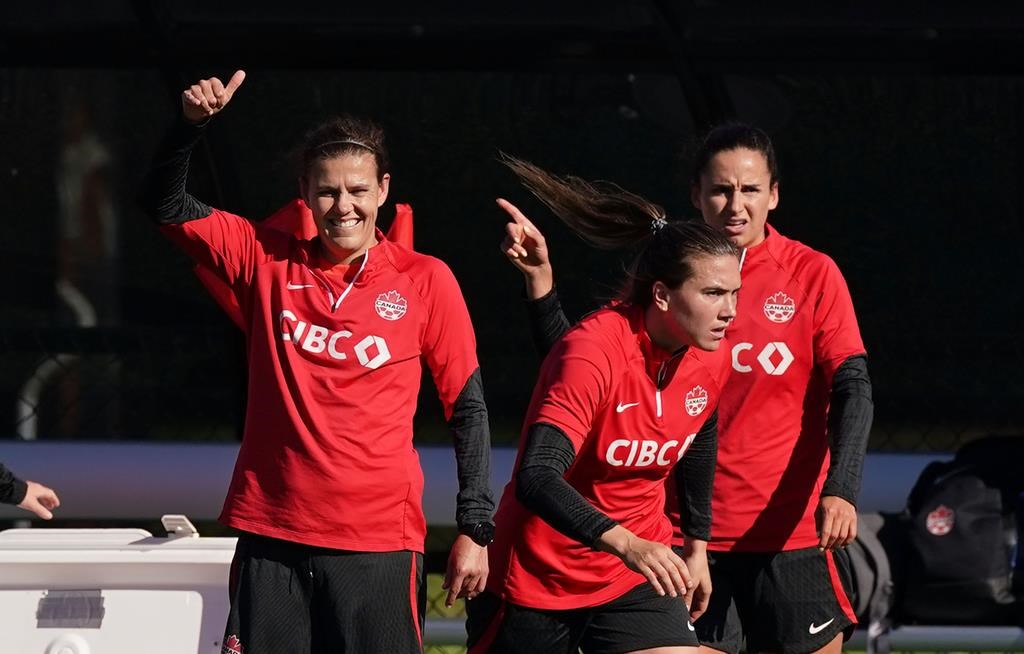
left=300, top=153, right=390, bottom=265
left=692, top=147, right=779, bottom=250
left=649, top=253, right=741, bottom=352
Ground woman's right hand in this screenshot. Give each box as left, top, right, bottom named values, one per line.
left=181, top=70, right=246, bottom=124
left=497, top=198, right=554, bottom=300
left=596, top=524, right=692, bottom=598
left=18, top=480, right=60, bottom=520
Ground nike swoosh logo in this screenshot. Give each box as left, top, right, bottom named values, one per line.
left=615, top=402, right=640, bottom=413
left=808, top=618, right=835, bottom=634
left=687, top=621, right=695, bottom=632
left=286, top=282, right=314, bottom=290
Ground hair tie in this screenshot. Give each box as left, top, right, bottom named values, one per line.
left=317, top=139, right=376, bottom=154
left=650, top=216, right=667, bottom=233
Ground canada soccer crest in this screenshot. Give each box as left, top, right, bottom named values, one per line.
left=763, top=291, right=796, bottom=323
left=375, top=290, right=408, bottom=321
left=222, top=635, right=244, bottom=654
left=926, top=505, right=955, bottom=536
left=685, top=385, right=708, bottom=416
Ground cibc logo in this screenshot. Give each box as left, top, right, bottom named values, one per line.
left=279, top=310, right=392, bottom=369
left=605, top=434, right=698, bottom=467
left=731, top=342, right=795, bottom=376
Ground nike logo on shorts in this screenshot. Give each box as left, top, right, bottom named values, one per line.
left=808, top=618, right=835, bottom=634
left=687, top=621, right=695, bottom=632
left=287, top=282, right=314, bottom=290
left=615, top=402, right=640, bottom=413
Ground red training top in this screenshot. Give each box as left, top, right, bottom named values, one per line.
left=488, top=305, right=731, bottom=609
left=161, top=210, right=480, bottom=552
left=712, top=226, right=866, bottom=552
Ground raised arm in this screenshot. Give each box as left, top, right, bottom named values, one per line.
left=139, top=70, right=246, bottom=225
left=497, top=198, right=572, bottom=356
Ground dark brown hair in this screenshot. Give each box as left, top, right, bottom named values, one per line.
left=296, top=114, right=389, bottom=182
left=502, top=154, right=739, bottom=307
left=691, top=122, right=779, bottom=188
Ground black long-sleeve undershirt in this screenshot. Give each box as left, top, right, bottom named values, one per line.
left=525, top=286, right=572, bottom=358
left=138, top=117, right=213, bottom=224
left=821, top=354, right=873, bottom=505
left=676, top=410, right=717, bottom=541
left=449, top=369, right=497, bottom=527
left=515, top=422, right=618, bottom=547
left=0, top=463, right=27, bottom=506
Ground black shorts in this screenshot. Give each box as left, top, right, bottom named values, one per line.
left=222, top=532, right=425, bottom=654
left=466, top=582, right=698, bottom=654
left=694, top=547, right=856, bottom=654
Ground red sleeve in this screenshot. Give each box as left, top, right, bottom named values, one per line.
left=193, top=264, right=245, bottom=329
left=813, top=256, right=866, bottom=380
left=159, top=208, right=267, bottom=290
left=419, top=259, right=481, bottom=420
left=529, top=327, right=614, bottom=452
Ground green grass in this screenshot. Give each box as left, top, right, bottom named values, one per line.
left=425, top=573, right=468, bottom=653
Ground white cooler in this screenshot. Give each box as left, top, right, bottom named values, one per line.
left=0, top=516, right=235, bottom=654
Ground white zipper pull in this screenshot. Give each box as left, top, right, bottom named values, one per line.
left=333, top=249, right=370, bottom=312
left=655, top=360, right=667, bottom=418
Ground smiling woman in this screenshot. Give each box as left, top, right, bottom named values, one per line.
left=304, top=152, right=388, bottom=263
left=138, top=70, right=497, bottom=654
left=296, top=116, right=391, bottom=265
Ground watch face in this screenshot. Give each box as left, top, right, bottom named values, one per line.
left=476, top=521, right=495, bottom=544
left=466, top=521, right=494, bottom=545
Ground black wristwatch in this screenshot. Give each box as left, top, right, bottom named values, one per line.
left=459, top=521, right=495, bottom=546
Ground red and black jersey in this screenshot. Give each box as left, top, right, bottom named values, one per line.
left=160, top=208, right=483, bottom=552
left=487, top=305, right=731, bottom=609
left=712, top=226, right=866, bottom=552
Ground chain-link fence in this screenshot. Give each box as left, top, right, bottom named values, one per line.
left=3, top=41, right=1024, bottom=653
left=5, top=69, right=1023, bottom=451
left=7, top=319, right=1022, bottom=450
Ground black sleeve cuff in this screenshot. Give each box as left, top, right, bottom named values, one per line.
left=10, top=478, right=28, bottom=506
left=0, top=464, right=27, bottom=506
left=524, top=287, right=572, bottom=359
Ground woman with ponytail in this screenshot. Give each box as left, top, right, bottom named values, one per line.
left=467, top=157, right=740, bottom=654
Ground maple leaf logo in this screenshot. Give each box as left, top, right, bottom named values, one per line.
left=375, top=290, right=408, bottom=321
left=763, top=291, right=796, bottom=323
left=926, top=505, right=955, bottom=536
left=685, top=385, right=708, bottom=416
left=222, top=634, right=244, bottom=654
